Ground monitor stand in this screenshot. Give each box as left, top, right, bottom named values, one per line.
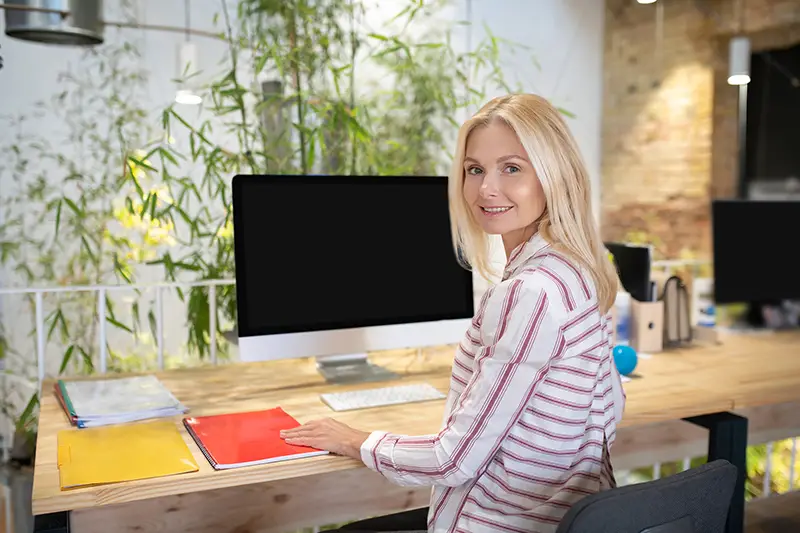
left=315, top=353, right=399, bottom=385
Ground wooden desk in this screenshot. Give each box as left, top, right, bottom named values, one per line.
left=31, top=331, right=800, bottom=533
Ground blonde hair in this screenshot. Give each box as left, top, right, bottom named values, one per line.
left=448, top=94, right=619, bottom=314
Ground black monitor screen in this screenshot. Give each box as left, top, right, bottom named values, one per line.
left=712, top=200, right=800, bottom=304
left=232, top=174, right=475, bottom=337
left=605, top=242, right=652, bottom=302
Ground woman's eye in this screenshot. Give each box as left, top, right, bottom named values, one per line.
left=466, top=166, right=483, bottom=175
left=505, top=165, right=520, bottom=174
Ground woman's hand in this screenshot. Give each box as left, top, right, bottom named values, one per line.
left=280, top=418, right=371, bottom=460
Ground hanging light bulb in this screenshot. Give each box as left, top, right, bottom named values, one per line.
left=175, top=41, right=202, bottom=105
left=175, top=0, right=201, bottom=105
left=175, top=89, right=201, bottom=105
left=728, top=36, right=751, bottom=85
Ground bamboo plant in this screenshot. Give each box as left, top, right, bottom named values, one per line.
left=0, top=0, right=546, bottom=448
left=0, top=2, right=167, bottom=453
left=123, top=0, right=534, bottom=359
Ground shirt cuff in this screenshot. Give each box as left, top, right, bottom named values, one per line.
left=360, top=430, right=390, bottom=472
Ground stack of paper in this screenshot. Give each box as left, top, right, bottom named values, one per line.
left=183, top=407, right=328, bottom=470
left=58, top=420, right=199, bottom=489
left=56, top=375, right=187, bottom=428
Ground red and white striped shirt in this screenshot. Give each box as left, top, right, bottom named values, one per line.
left=361, top=233, right=626, bottom=533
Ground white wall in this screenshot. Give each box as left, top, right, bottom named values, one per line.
left=467, top=0, right=605, bottom=200
left=461, top=0, right=607, bottom=286
left=0, top=0, right=605, bottom=382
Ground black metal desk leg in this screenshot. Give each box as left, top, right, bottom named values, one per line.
left=684, top=412, right=748, bottom=533
left=34, top=511, right=70, bottom=533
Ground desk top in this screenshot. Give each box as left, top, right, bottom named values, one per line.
left=31, top=330, right=800, bottom=515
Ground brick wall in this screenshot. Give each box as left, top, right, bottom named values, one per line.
left=601, top=0, right=800, bottom=260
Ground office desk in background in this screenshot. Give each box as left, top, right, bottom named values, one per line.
left=31, top=331, right=800, bottom=533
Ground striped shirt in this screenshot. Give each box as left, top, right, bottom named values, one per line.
left=361, top=233, right=626, bottom=533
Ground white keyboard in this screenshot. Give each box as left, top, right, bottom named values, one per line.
left=320, top=383, right=446, bottom=412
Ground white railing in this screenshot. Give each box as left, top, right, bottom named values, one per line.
left=0, top=279, right=236, bottom=392
left=0, top=264, right=797, bottom=504
left=0, top=259, right=706, bottom=392
left=618, top=436, right=799, bottom=499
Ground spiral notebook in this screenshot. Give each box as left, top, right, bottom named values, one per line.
left=183, top=407, right=328, bottom=470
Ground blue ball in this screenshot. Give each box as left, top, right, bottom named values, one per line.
left=613, top=345, right=638, bottom=376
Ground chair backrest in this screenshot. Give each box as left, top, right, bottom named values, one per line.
left=555, top=459, right=738, bottom=533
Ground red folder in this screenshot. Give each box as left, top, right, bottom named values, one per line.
left=183, top=407, right=328, bottom=470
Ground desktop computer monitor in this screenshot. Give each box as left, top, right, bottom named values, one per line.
left=604, top=242, right=653, bottom=302
left=712, top=200, right=800, bottom=307
left=231, top=174, right=475, bottom=382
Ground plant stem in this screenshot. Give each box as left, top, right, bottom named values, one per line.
left=348, top=0, right=358, bottom=174
left=221, top=0, right=255, bottom=172
left=287, top=2, right=306, bottom=174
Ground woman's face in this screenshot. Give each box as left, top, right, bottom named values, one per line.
left=462, top=120, right=545, bottom=245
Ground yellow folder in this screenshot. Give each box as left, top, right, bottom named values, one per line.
left=57, top=419, right=199, bottom=489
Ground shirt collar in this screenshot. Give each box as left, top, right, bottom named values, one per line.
left=502, top=232, right=551, bottom=281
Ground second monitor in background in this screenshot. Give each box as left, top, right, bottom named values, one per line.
left=231, top=174, right=475, bottom=384
left=605, top=242, right=654, bottom=302
left=712, top=199, right=800, bottom=329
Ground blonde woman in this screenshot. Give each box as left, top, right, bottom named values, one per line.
left=281, top=94, right=626, bottom=533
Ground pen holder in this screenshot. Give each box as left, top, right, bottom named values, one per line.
left=631, top=300, right=664, bottom=353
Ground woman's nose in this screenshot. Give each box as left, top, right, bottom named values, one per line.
left=480, top=173, right=500, bottom=197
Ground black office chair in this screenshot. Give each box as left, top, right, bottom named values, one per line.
left=555, top=459, right=738, bottom=533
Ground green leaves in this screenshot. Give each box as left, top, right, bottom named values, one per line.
left=558, top=107, right=576, bottom=119
left=15, top=394, right=38, bottom=434
left=0, top=0, right=576, bottom=446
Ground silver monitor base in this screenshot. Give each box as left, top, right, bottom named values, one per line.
left=315, top=353, right=399, bottom=384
